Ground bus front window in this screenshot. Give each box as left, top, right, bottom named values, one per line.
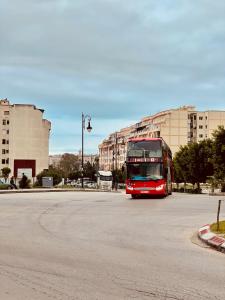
left=127, top=163, right=163, bottom=180
left=127, top=140, right=162, bottom=157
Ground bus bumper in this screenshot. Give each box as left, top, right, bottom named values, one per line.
left=126, top=185, right=167, bottom=196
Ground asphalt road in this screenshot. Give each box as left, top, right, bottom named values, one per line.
left=0, top=191, right=224, bottom=300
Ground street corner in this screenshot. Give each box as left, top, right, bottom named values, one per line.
left=198, top=224, right=225, bottom=253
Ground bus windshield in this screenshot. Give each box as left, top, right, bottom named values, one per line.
left=127, top=140, right=162, bottom=158
left=100, top=175, right=112, bottom=181
left=127, top=163, right=163, bottom=181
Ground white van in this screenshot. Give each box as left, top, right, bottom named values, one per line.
left=97, top=171, right=112, bottom=190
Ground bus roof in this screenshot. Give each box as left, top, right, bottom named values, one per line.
left=127, top=137, right=172, bottom=156
left=98, top=171, right=112, bottom=176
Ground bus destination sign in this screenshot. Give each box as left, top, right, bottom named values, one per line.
left=127, top=157, right=162, bottom=163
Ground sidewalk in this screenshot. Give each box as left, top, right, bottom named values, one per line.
left=0, top=188, right=121, bottom=194
left=198, top=224, right=225, bottom=253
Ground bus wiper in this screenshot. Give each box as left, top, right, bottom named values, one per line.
left=146, top=177, right=160, bottom=181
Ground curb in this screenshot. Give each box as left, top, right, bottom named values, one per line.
left=0, top=188, right=121, bottom=194
left=198, top=224, right=225, bottom=253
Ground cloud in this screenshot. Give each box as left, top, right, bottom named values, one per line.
left=1, top=0, right=225, bottom=153
left=49, top=116, right=137, bottom=154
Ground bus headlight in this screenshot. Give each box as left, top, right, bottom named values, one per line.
left=156, top=184, right=164, bottom=191
left=127, top=186, right=134, bottom=191
left=127, top=183, right=134, bottom=190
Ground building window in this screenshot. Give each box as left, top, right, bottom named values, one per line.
left=2, top=149, right=9, bottom=154
left=2, top=159, right=5, bottom=164
left=4, top=111, right=9, bottom=115
left=199, top=134, right=203, bottom=138
left=2, top=129, right=9, bottom=135
left=205, top=116, right=208, bottom=120
left=2, top=139, right=6, bottom=144
left=199, top=116, right=203, bottom=120
left=199, top=125, right=203, bottom=129
left=6, top=158, right=9, bottom=164
left=205, top=125, right=207, bottom=129
left=3, top=120, right=10, bottom=125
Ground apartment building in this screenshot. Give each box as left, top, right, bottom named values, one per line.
left=99, top=106, right=225, bottom=171
left=0, top=98, right=51, bottom=178
left=49, top=154, right=62, bottom=167
left=49, top=152, right=98, bottom=167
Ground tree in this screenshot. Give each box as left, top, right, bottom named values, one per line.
left=93, top=157, right=99, bottom=173
left=58, top=153, right=80, bottom=179
left=173, top=157, right=183, bottom=188
left=173, top=145, right=190, bottom=189
left=112, top=168, right=126, bottom=190
left=36, top=166, right=62, bottom=186
left=83, top=161, right=96, bottom=181
left=1, top=167, right=11, bottom=183
left=116, top=168, right=126, bottom=183
left=187, top=140, right=214, bottom=190
left=212, top=126, right=225, bottom=191
left=173, top=140, right=214, bottom=191
left=68, top=171, right=82, bottom=181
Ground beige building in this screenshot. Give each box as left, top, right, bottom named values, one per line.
left=0, top=98, right=51, bottom=178
left=49, top=152, right=98, bottom=167
left=99, top=106, right=225, bottom=171
left=49, top=154, right=62, bottom=167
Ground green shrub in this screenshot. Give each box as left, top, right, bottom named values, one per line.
left=0, top=184, right=11, bottom=190
left=32, top=181, right=42, bottom=188
left=221, top=184, right=225, bottom=193
left=36, top=167, right=62, bottom=186
left=210, top=220, right=225, bottom=234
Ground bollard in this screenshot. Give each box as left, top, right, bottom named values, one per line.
left=217, top=200, right=222, bottom=231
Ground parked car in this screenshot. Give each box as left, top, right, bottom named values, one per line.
left=66, top=180, right=77, bottom=186
left=84, top=181, right=97, bottom=188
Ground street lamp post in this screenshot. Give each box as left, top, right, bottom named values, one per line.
left=112, top=132, right=120, bottom=191
left=81, top=113, right=92, bottom=188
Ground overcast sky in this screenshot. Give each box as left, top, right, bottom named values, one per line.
left=1, top=0, right=225, bottom=154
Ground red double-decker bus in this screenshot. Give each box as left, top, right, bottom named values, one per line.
left=126, top=137, right=173, bottom=198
